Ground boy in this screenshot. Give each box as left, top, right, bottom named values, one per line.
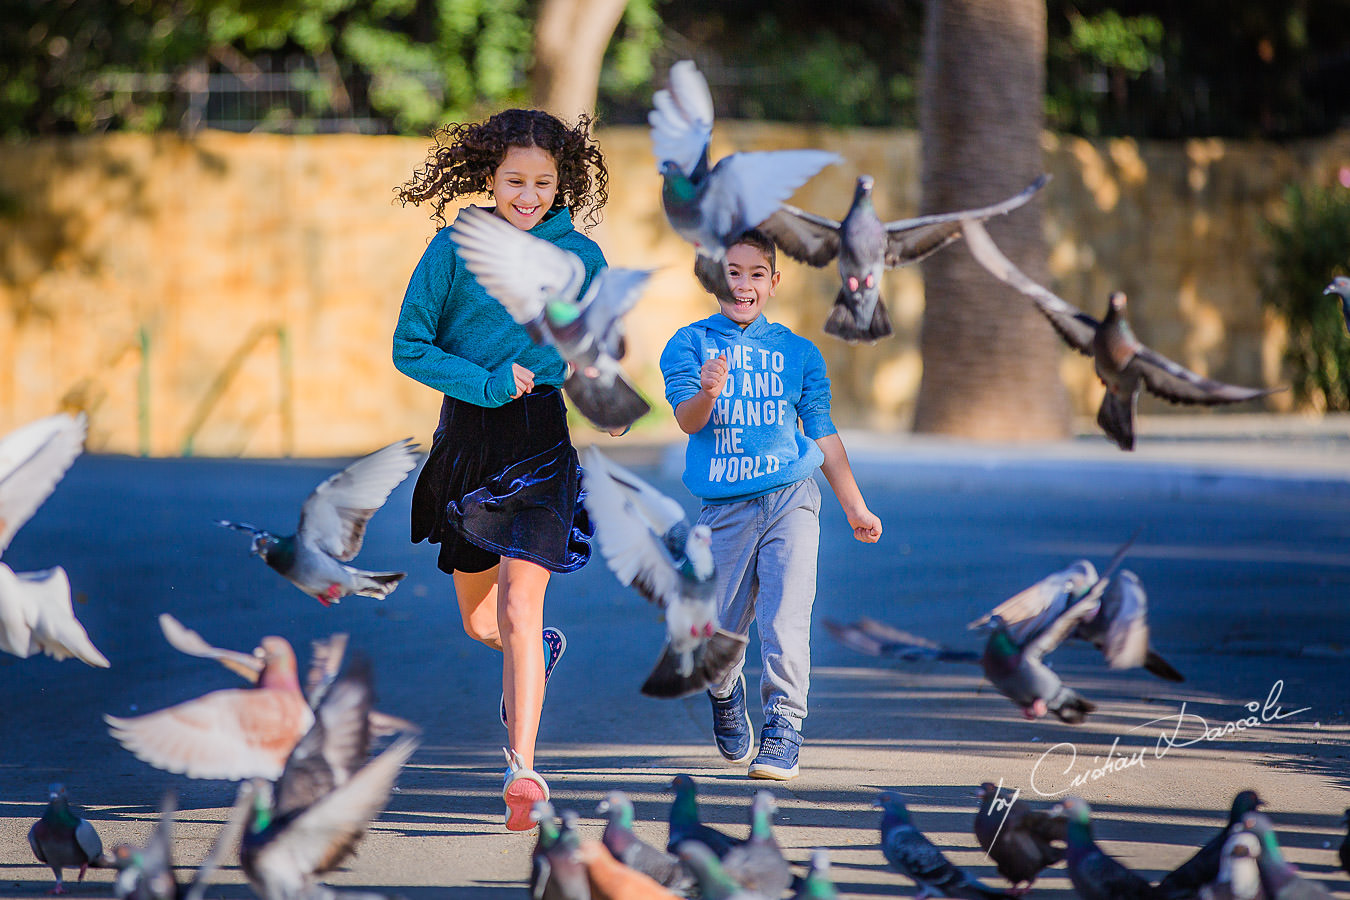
left=659, top=229, right=883, bottom=780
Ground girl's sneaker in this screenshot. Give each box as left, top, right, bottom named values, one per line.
left=502, top=747, right=549, bottom=831
left=500, top=626, right=568, bottom=729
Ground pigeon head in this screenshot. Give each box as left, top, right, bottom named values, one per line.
left=1224, top=832, right=1260, bottom=860
left=1324, top=275, right=1350, bottom=298
left=873, top=791, right=911, bottom=823
left=686, top=524, right=715, bottom=581
left=544, top=300, right=582, bottom=327
left=660, top=160, right=697, bottom=199
left=1058, top=796, right=1092, bottom=828
left=1342, top=807, right=1350, bottom=827
left=1107, top=291, right=1129, bottom=315
left=976, top=781, right=998, bottom=802
left=1229, top=790, right=1264, bottom=822
left=250, top=532, right=278, bottom=558
left=596, top=790, right=634, bottom=826
left=255, top=636, right=301, bottom=691
left=1240, top=812, right=1285, bottom=863
left=854, top=174, right=876, bottom=201
left=46, top=783, right=65, bottom=800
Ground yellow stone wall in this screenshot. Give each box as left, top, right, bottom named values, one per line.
left=1, top=126, right=1347, bottom=456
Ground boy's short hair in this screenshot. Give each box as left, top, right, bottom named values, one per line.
left=728, top=228, right=776, bottom=274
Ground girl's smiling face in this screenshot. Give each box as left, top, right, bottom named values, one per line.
left=491, top=145, right=559, bottom=230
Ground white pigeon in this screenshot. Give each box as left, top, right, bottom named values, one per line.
left=0, top=412, right=108, bottom=667
left=580, top=446, right=746, bottom=698
left=450, top=206, right=653, bottom=431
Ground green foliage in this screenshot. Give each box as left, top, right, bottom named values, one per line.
left=1262, top=179, right=1350, bottom=410
left=1067, top=10, right=1163, bottom=74
left=1046, top=10, right=1163, bottom=136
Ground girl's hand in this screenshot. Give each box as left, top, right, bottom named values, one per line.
left=511, top=363, right=535, bottom=399
left=700, top=352, right=730, bottom=396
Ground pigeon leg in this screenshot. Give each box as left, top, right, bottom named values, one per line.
left=47, top=871, right=66, bottom=895
left=77, top=863, right=88, bottom=881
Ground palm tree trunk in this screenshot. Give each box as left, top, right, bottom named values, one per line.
left=531, top=0, right=629, bottom=119
left=913, top=0, right=1071, bottom=439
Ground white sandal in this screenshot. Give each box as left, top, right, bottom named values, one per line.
left=502, top=747, right=549, bottom=831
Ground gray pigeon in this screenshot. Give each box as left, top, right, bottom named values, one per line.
left=28, top=783, right=114, bottom=894
left=649, top=59, right=839, bottom=306
left=1339, top=808, right=1349, bottom=877
left=721, top=791, right=792, bottom=897
left=1060, top=797, right=1157, bottom=900
left=674, top=842, right=762, bottom=900
left=760, top=174, right=1048, bottom=342
left=1199, top=832, right=1265, bottom=900
left=962, top=218, right=1278, bottom=450
left=968, top=545, right=1185, bottom=683
left=823, top=616, right=979, bottom=662
left=596, top=791, right=696, bottom=895
left=972, top=782, right=1066, bottom=892
left=112, top=789, right=253, bottom=900
left=450, top=206, right=653, bottom=431
left=581, top=447, right=746, bottom=698
left=792, top=850, right=838, bottom=900
left=978, top=610, right=1098, bottom=724
left=1156, top=791, right=1265, bottom=900
left=1240, top=812, right=1334, bottom=900
left=533, top=808, right=592, bottom=900
left=1324, top=276, right=1350, bottom=334
left=0, top=412, right=108, bottom=667
left=668, top=775, right=742, bottom=859
left=238, top=732, right=418, bottom=900
left=218, top=437, right=418, bottom=606
left=877, top=792, right=1013, bottom=900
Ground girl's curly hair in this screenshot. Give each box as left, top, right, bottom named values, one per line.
left=397, top=108, right=609, bottom=233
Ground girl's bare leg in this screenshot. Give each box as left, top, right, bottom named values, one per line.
left=454, top=566, right=503, bottom=650
left=497, top=557, right=551, bottom=770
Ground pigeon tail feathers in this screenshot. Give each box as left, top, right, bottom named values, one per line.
left=350, top=570, right=404, bottom=600
left=824, top=290, right=893, bottom=343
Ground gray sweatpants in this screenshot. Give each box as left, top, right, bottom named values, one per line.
left=700, top=476, right=822, bottom=731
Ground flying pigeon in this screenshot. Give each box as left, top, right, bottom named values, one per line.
left=877, top=792, right=1013, bottom=900
left=29, top=783, right=114, bottom=894
left=1239, top=812, right=1334, bottom=900
left=1059, top=797, right=1157, bottom=900
left=649, top=59, right=840, bottom=306
left=217, top=437, right=418, bottom=606
left=0, top=412, right=108, bottom=667
left=759, top=174, right=1048, bottom=342
left=1155, top=791, right=1265, bottom=900
left=596, top=791, right=696, bottom=895
left=674, top=842, right=764, bottom=900
left=972, top=782, right=1066, bottom=893
left=111, top=790, right=252, bottom=900
left=105, top=635, right=315, bottom=780
left=157, top=614, right=416, bottom=737
left=721, top=791, right=793, bottom=897
left=668, top=775, right=741, bottom=858
left=961, top=218, right=1278, bottom=450
left=1199, top=832, right=1265, bottom=900
left=581, top=447, right=746, bottom=698
left=968, top=545, right=1185, bottom=683
left=792, top=850, right=839, bottom=900
left=977, top=611, right=1098, bottom=724
left=577, top=839, right=684, bottom=900
left=238, top=733, right=418, bottom=900
left=823, top=616, right=979, bottom=662
left=1339, top=808, right=1349, bottom=877
left=1324, top=276, right=1350, bottom=334
left=450, top=206, right=653, bottom=431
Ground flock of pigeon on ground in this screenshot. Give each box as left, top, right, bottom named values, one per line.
left=4, top=57, right=1349, bottom=899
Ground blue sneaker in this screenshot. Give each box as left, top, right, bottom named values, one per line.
left=708, top=674, right=754, bottom=764
left=749, top=714, right=801, bottom=780
left=501, top=626, right=568, bottom=729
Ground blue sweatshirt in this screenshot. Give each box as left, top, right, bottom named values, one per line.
left=661, top=312, right=836, bottom=503
left=392, top=206, right=606, bottom=407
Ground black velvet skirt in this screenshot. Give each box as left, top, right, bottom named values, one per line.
left=410, top=386, right=592, bottom=575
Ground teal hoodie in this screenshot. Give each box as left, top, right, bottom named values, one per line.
left=661, top=312, right=835, bottom=503
left=392, top=206, right=606, bottom=407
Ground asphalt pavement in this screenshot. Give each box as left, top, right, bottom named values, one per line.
left=2, top=414, right=1349, bottom=899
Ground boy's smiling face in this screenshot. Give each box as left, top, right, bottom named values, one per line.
left=491, top=145, right=558, bottom=230
left=719, top=242, right=780, bottom=327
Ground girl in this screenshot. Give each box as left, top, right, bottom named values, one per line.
left=392, top=108, right=608, bottom=831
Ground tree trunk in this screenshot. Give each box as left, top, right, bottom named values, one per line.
left=531, top=0, right=630, bottom=119
left=912, top=0, right=1071, bottom=439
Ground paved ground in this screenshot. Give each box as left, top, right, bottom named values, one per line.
left=2, top=416, right=1349, bottom=899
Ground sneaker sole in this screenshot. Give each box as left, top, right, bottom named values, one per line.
left=748, top=761, right=799, bottom=780
left=501, top=627, right=568, bottom=729
left=503, top=775, right=549, bottom=831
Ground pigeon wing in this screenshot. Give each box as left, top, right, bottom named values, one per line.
left=274, top=656, right=375, bottom=817
left=577, top=267, right=655, bottom=360
left=251, top=736, right=416, bottom=881
left=2, top=565, right=109, bottom=667
left=758, top=205, right=842, bottom=266
left=1092, top=570, right=1150, bottom=670
left=1131, top=345, right=1279, bottom=406
left=451, top=206, right=588, bottom=328
left=1022, top=594, right=1102, bottom=663
left=961, top=218, right=1099, bottom=355
left=883, top=175, right=1050, bottom=267
left=968, top=562, right=1099, bottom=644
left=305, top=632, right=349, bottom=708
left=159, top=613, right=262, bottom=682
left=297, top=438, right=418, bottom=561
left=0, top=412, right=86, bottom=555
left=649, top=59, right=714, bottom=177
left=704, top=150, right=841, bottom=243
left=580, top=447, right=686, bottom=607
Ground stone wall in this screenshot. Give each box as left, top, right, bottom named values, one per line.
left=1, top=126, right=1347, bottom=456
